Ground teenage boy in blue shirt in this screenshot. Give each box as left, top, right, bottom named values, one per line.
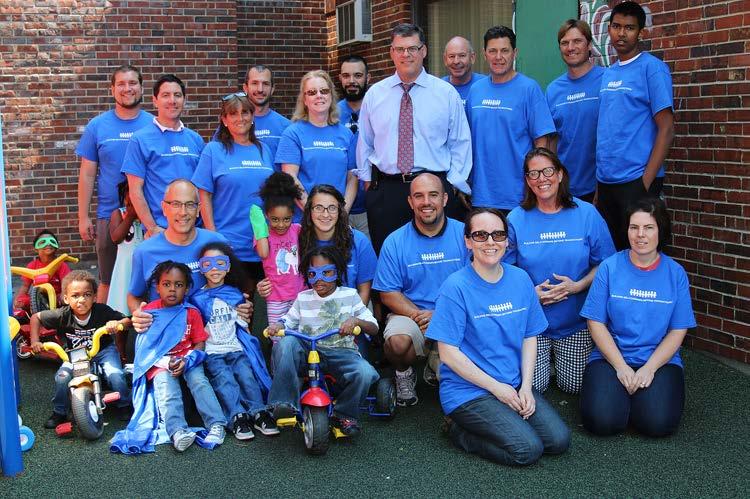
left=595, top=1, right=674, bottom=249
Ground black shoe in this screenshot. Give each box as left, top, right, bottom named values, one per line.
left=117, top=405, right=133, bottom=422
left=44, top=412, right=67, bottom=429
left=232, top=414, right=255, bottom=441
left=273, top=404, right=296, bottom=421
left=332, top=415, right=361, bottom=437
left=254, top=410, right=280, bottom=436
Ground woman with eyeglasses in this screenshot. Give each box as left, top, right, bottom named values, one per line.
left=192, top=93, right=274, bottom=295
left=504, top=148, right=615, bottom=395
left=579, top=198, right=695, bottom=437
left=425, top=207, right=570, bottom=466
left=275, top=70, right=358, bottom=212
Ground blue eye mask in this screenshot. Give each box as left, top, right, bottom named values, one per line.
left=199, top=255, right=230, bottom=273
left=306, top=264, right=338, bottom=285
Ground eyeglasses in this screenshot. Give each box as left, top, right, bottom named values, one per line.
left=469, top=230, right=508, bottom=242
left=163, top=200, right=199, bottom=211
left=304, top=88, right=331, bottom=97
left=312, top=204, right=339, bottom=214
left=525, top=167, right=556, bottom=180
left=34, top=236, right=59, bottom=250
left=222, top=91, right=246, bottom=101
left=392, top=45, right=424, bottom=55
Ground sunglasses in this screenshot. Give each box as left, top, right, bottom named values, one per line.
left=199, top=255, right=230, bottom=273
left=34, top=236, right=59, bottom=250
left=306, top=264, right=338, bottom=284
left=304, top=88, right=331, bottom=97
left=469, top=230, right=508, bottom=242
left=222, top=91, right=247, bottom=101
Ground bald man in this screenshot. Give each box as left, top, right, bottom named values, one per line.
left=442, top=36, right=485, bottom=105
left=373, top=173, right=469, bottom=405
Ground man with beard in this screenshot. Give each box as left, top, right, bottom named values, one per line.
left=241, top=65, right=290, bottom=160
left=121, top=75, right=205, bottom=239
left=442, top=36, right=484, bottom=106
left=373, top=173, right=468, bottom=406
left=337, top=55, right=371, bottom=238
left=546, top=19, right=603, bottom=203
left=596, top=1, right=673, bottom=249
left=77, top=64, right=154, bottom=303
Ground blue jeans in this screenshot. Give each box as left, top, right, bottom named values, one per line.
left=268, top=336, right=379, bottom=419
left=448, top=391, right=571, bottom=466
left=204, top=351, right=266, bottom=421
left=52, top=343, right=130, bottom=415
left=580, top=359, right=684, bottom=437
left=152, top=363, right=227, bottom=437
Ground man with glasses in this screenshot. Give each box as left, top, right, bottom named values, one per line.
left=122, top=74, right=205, bottom=239
left=338, top=55, right=371, bottom=238
left=76, top=64, right=153, bottom=302
left=596, top=1, right=674, bottom=249
left=466, top=26, right=556, bottom=213
left=442, top=36, right=484, bottom=106
left=546, top=20, right=603, bottom=204
left=357, top=23, right=472, bottom=253
left=373, top=173, right=468, bottom=405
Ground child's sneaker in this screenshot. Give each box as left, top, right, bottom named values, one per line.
left=273, top=403, right=296, bottom=421
left=204, top=423, right=226, bottom=445
left=172, top=429, right=196, bottom=452
left=232, top=414, right=254, bottom=441
left=44, top=412, right=67, bottom=429
left=395, top=367, right=418, bottom=406
left=253, top=410, right=280, bottom=436
left=331, top=415, right=361, bottom=437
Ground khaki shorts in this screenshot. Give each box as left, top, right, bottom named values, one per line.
left=95, top=218, right=117, bottom=284
left=383, top=314, right=430, bottom=357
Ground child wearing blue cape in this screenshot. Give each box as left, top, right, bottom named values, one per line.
left=191, top=242, right=274, bottom=440
left=111, top=261, right=227, bottom=454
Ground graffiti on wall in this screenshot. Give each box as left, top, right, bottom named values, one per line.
left=580, top=1, right=652, bottom=67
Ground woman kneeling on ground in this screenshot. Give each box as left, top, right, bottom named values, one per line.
left=579, top=197, right=696, bottom=437
left=426, top=208, right=570, bottom=466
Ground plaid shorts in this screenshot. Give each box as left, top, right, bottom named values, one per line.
left=533, top=329, right=593, bottom=394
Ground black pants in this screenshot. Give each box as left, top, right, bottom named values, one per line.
left=365, top=172, right=467, bottom=254
left=597, top=177, right=663, bottom=250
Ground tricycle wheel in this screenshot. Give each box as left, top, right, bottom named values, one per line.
left=302, top=406, right=329, bottom=455
left=30, top=286, right=50, bottom=315
left=15, top=336, right=33, bottom=360
left=71, top=386, right=103, bottom=440
left=375, top=377, right=397, bottom=419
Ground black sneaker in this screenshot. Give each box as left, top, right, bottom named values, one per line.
left=332, top=415, right=361, bottom=437
left=232, top=414, right=255, bottom=441
left=254, top=410, right=280, bottom=436
left=273, top=403, right=296, bottom=421
left=44, top=412, right=68, bottom=429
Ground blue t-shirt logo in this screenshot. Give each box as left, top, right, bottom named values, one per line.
left=628, top=288, right=658, bottom=300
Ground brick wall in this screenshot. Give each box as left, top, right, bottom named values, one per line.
left=1, top=0, right=239, bottom=263
left=581, top=0, right=750, bottom=363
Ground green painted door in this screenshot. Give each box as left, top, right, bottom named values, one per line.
left=515, top=0, right=579, bottom=89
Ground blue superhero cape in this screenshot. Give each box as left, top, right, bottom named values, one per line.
left=190, top=285, right=272, bottom=411
left=110, top=303, right=218, bottom=455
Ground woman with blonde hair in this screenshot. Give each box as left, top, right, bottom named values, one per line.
left=276, top=70, right=358, bottom=212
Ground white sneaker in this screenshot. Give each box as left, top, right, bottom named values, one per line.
left=204, top=423, right=226, bottom=445
left=172, top=429, right=196, bottom=452
left=395, top=367, right=418, bottom=406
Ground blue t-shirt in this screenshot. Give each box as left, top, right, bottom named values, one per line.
left=546, top=66, right=604, bottom=197
left=318, top=228, right=376, bottom=289
left=192, top=141, right=274, bottom=262
left=75, top=110, right=154, bottom=219
left=580, top=251, right=696, bottom=368
left=254, top=109, right=291, bottom=162
left=504, top=199, right=615, bottom=339
left=373, top=218, right=468, bottom=310
left=337, top=99, right=366, bottom=215
left=442, top=73, right=485, bottom=106
left=128, top=228, right=228, bottom=302
left=466, top=73, right=556, bottom=209
left=275, top=121, right=355, bottom=198
left=596, top=52, right=673, bottom=184
left=426, top=263, right=548, bottom=414
left=121, top=122, right=205, bottom=227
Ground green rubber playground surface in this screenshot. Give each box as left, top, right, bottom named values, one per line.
left=4, top=346, right=749, bottom=498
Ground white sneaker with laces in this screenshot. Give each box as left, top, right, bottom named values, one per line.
left=204, top=423, right=226, bottom=445
left=172, top=429, right=196, bottom=452
left=395, top=367, right=418, bottom=406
